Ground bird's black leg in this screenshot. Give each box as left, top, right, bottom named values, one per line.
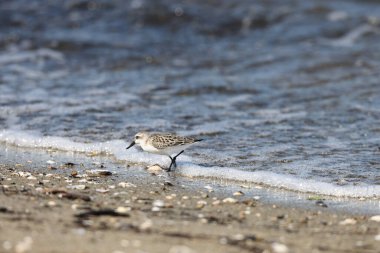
left=172, top=150, right=185, bottom=168
left=166, top=150, right=185, bottom=172
left=167, top=156, right=174, bottom=172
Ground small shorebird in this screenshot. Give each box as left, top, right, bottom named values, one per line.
left=126, top=132, right=203, bottom=172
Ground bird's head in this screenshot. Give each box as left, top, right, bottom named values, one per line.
left=126, top=132, right=149, bottom=149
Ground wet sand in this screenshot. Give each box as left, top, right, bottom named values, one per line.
left=1, top=162, right=379, bottom=253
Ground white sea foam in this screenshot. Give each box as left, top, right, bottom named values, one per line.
left=0, top=129, right=170, bottom=166
left=328, top=24, right=376, bottom=47
left=0, top=129, right=379, bottom=198
left=178, top=165, right=380, bottom=198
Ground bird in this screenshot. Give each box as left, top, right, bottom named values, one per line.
left=126, top=132, right=203, bottom=172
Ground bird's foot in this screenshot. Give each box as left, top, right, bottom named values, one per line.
left=167, top=159, right=177, bottom=172
left=166, top=151, right=184, bottom=172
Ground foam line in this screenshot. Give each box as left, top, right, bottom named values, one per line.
left=0, top=129, right=170, bottom=165
left=1, top=129, right=379, bottom=198
left=178, top=164, right=380, bottom=198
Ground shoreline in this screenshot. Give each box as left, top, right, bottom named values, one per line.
left=0, top=143, right=379, bottom=212
left=1, top=147, right=380, bottom=252
left=1, top=140, right=379, bottom=201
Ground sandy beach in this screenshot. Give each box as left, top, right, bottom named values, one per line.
left=1, top=156, right=379, bottom=253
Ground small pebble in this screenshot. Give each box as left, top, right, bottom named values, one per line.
left=96, top=188, right=109, bottom=193
left=46, top=160, right=56, bottom=165
left=115, top=206, right=131, bottom=214
left=339, top=218, right=357, bottom=225
left=47, top=201, right=56, bottom=207
left=196, top=200, right=207, bottom=209
left=147, top=164, right=164, bottom=173
left=199, top=218, right=208, bottom=224
left=118, top=182, right=136, bottom=188
left=139, top=219, right=153, bottom=231
left=271, top=242, right=289, bottom=253
left=17, top=172, right=32, bottom=178
left=15, top=236, right=33, bottom=253
left=67, top=185, right=86, bottom=190
left=233, top=191, right=244, bottom=196
left=212, top=200, right=221, bottom=206
left=222, top=197, right=238, bottom=204
left=153, top=200, right=165, bottom=207
left=369, top=215, right=380, bottom=222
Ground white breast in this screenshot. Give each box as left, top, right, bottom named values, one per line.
left=139, top=142, right=162, bottom=154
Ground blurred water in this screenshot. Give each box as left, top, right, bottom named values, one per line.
left=1, top=0, right=380, bottom=197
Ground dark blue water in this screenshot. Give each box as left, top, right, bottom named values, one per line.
left=1, top=0, right=380, bottom=197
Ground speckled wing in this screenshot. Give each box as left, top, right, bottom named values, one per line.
left=150, top=133, right=199, bottom=150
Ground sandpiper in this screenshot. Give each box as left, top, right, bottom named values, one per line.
left=126, top=132, right=203, bottom=171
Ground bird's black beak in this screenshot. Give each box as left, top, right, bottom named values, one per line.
left=126, top=141, right=135, bottom=150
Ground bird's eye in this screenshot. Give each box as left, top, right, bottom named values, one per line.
left=135, top=136, right=140, bottom=139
